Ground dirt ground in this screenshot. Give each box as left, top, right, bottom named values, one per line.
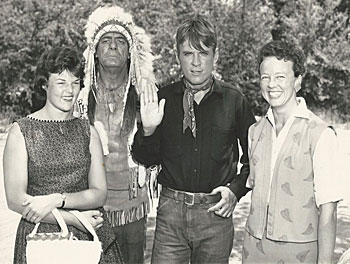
left=1, top=130, right=349, bottom=264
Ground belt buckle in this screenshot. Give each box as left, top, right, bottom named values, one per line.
left=184, top=192, right=195, bottom=206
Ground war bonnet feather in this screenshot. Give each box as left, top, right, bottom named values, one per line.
left=77, top=5, right=156, bottom=118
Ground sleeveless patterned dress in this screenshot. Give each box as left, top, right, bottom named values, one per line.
left=13, top=116, right=124, bottom=264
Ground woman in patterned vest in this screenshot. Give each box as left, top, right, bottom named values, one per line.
left=243, top=40, right=341, bottom=263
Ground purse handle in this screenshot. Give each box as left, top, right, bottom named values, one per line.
left=28, top=208, right=69, bottom=238
left=28, top=208, right=100, bottom=242
left=70, top=210, right=100, bottom=242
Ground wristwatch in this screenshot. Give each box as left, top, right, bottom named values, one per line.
left=58, top=193, right=66, bottom=209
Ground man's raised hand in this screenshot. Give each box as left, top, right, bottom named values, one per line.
left=140, top=83, right=165, bottom=136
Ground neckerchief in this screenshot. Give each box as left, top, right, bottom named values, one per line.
left=183, top=76, right=214, bottom=138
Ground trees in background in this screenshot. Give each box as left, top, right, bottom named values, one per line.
left=284, top=0, right=350, bottom=120
left=0, top=0, right=101, bottom=116
left=268, top=0, right=350, bottom=120
left=0, top=0, right=349, bottom=121
left=118, top=0, right=275, bottom=115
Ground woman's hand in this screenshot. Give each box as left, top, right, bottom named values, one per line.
left=78, top=210, right=104, bottom=231
left=21, top=194, right=61, bottom=223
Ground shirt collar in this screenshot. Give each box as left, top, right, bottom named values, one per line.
left=265, top=97, right=310, bottom=125
left=212, top=79, right=223, bottom=95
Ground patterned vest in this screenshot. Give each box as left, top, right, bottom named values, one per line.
left=246, top=110, right=329, bottom=242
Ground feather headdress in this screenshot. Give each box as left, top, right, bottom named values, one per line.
left=76, top=5, right=156, bottom=119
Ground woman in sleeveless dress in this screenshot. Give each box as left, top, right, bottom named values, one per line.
left=3, top=47, right=124, bottom=263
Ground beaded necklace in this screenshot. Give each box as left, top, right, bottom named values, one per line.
left=96, top=78, right=128, bottom=113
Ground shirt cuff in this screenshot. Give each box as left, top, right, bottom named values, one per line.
left=229, top=179, right=251, bottom=202
left=134, top=126, right=159, bottom=146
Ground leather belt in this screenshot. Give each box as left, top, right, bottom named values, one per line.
left=161, top=187, right=221, bottom=206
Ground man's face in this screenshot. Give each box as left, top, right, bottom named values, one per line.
left=260, top=56, right=301, bottom=111
left=96, top=32, right=129, bottom=69
left=178, top=39, right=217, bottom=89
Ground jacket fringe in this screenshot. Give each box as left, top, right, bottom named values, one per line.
left=106, top=201, right=150, bottom=227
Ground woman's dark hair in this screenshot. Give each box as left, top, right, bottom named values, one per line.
left=32, top=47, right=85, bottom=112
left=34, top=46, right=85, bottom=89
left=258, top=40, right=306, bottom=77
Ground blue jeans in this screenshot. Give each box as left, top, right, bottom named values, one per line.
left=112, top=217, right=146, bottom=264
left=151, top=195, right=234, bottom=264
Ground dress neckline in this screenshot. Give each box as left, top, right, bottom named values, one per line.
left=26, top=115, right=78, bottom=123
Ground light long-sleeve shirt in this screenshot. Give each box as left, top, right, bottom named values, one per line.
left=247, top=97, right=342, bottom=207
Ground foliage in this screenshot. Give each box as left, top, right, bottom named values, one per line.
left=116, top=0, right=276, bottom=115
left=0, top=0, right=349, bottom=120
left=0, top=0, right=102, bottom=117
left=270, top=0, right=350, bottom=121
left=212, top=1, right=275, bottom=115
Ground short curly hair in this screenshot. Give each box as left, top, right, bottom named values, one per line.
left=258, top=40, right=305, bottom=77
left=34, top=46, right=85, bottom=90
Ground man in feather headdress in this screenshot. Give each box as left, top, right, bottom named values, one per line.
left=76, top=5, right=156, bottom=264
